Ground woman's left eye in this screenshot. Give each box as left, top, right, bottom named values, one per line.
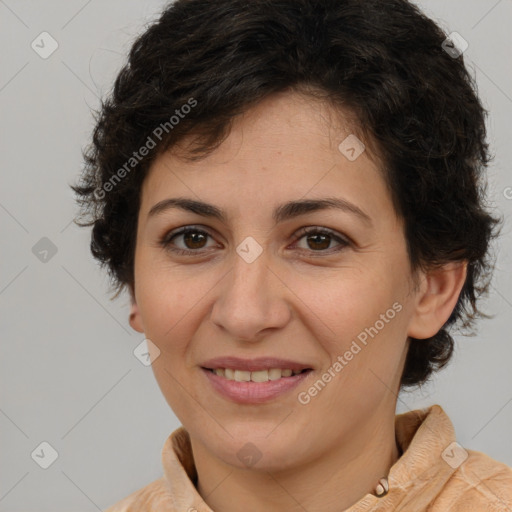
left=160, top=226, right=350, bottom=256
left=292, top=226, right=350, bottom=254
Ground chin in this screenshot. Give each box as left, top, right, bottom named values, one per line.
left=209, top=429, right=309, bottom=472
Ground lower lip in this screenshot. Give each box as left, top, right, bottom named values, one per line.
left=201, top=368, right=312, bottom=404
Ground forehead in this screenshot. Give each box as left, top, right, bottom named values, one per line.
left=172, top=91, right=365, bottom=162
left=139, top=91, right=394, bottom=227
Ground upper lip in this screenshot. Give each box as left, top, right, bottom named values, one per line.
left=201, top=356, right=313, bottom=372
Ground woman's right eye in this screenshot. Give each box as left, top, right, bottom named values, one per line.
left=160, top=227, right=216, bottom=255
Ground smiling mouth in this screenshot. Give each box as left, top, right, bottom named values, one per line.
left=202, top=367, right=312, bottom=382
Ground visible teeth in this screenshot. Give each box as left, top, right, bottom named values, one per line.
left=268, top=368, right=283, bottom=380
left=251, top=370, right=270, bottom=383
left=211, top=368, right=306, bottom=382
left=234, top=370, right=251, bottom=382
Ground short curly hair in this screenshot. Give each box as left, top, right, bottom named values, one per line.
left=72, top=0, right=501, bottom=389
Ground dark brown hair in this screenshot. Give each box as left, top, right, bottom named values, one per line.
left=72, top=0, right=501, bottom=388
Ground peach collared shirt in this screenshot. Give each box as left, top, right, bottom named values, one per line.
left=105, top=405, right=512, bottom=511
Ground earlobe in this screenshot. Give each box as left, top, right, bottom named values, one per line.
left=407, top=261, right=468, bottom=339
left=129, top=301, right=145, bottom=333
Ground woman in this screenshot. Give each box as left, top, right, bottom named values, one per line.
left=73, top=0, right=512, bottom=510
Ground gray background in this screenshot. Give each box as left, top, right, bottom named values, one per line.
left=1, top=0, right=511, bottom=510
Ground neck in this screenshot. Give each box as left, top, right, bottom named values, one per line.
left=191, top=407, right=400, bottom=512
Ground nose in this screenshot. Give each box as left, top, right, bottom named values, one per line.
left=210, top=249, right=292, bottom=342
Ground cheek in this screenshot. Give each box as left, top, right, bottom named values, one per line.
left=134, top=261, right=220, bottom=362
left=135, top=266, right=207, bottom=418
left=291, top=268, right=408, bottom=386
left=289, top=266, right=399, bottom=341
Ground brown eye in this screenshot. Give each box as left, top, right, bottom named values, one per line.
left=293, top=227, right=350, bottom=254
left=161, top=227, right=216, bottom=255
left=181, top=230, right=208, bottom=250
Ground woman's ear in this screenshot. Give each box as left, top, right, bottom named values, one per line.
left=407, top=261, right=468, bottom=339
left=128, top=286, right=144, bottom=333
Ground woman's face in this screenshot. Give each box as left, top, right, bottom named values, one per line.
left=130, top=91, right=424, bottom=471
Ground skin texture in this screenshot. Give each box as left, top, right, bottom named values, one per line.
left=129, top=91, right=467, bottom=512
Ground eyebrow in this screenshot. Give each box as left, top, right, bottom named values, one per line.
left=148, top=196, right=373, bottom=227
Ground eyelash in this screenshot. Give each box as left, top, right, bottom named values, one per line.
left=160, top=225, right=351, bottom=257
